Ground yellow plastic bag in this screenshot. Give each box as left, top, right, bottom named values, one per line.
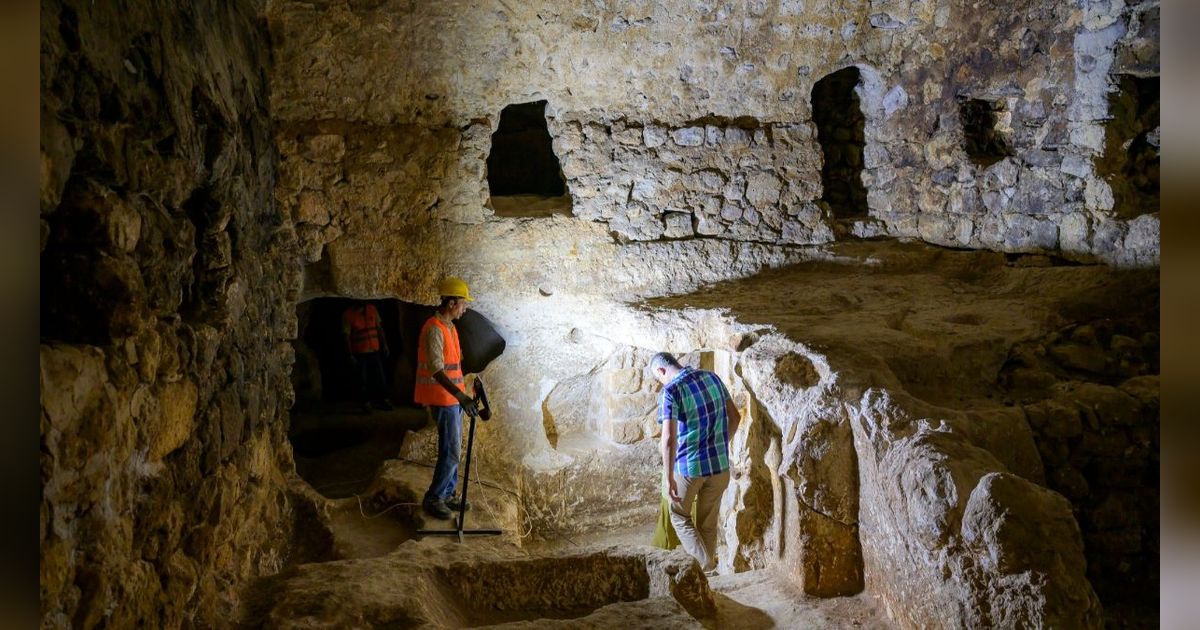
left=651, top=492, right=683, bottom=549
left=651, top=472, right=695, bottom=550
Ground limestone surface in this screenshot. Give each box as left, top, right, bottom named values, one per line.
left=40, top=1, right=299, bottom=626
left=245, top=540, right=716, bottom=628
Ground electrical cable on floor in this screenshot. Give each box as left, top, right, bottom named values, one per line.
left=323, top=456, right=519, bottom=526
left=306, top=454, right=575, bottom=545
left=403, top=455, right=561, bottom=543
left=398, top=455, right=542, bottom=538
left=470, top=460, right=507, bottom=535
left=468, top=453, right=538, bottom=540
left=470, top=459, right=575, bottom=546
left=399, top=457, right=521, bottom=498
left=313, top=477, right=374, bottom=493
left=354, top=494, right=420, bottom=519
left=306, top=476, right=418, bottom=519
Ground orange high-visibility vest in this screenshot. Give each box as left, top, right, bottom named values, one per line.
left=414, top=316, right=465, bottom=406
left=344, top=305, right=381, bottom=353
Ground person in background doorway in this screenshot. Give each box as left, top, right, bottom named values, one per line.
left=414, top=277, right=479, bottom=520
left=342, top=301, right=392, bottom=412
left=650, top=352, right=741, bottom=573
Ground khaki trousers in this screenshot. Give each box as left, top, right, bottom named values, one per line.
left=668, top=469, right=730, bottom=571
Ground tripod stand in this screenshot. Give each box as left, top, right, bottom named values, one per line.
left=417, top=378, right=503, bottom=543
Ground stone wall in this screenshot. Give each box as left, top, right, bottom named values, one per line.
left=1009, top=312, right=1160, bottom=616
left=554, top=113, right=832, bottom=244
left=267, top=0, right=1158, bottom=266
left=40, top=1, right=300, bottom=626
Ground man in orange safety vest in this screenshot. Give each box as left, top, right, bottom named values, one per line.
left=414, top=277, right=479, bottom=520
left=342, top=301, right=392, bottom=412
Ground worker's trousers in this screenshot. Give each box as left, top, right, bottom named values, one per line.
left=353, top=351, right=387, bottom=403
left=668, top=469, right=731, bottom=572
left=424, top=404, right=462, bottom=503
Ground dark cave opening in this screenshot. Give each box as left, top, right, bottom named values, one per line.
left=811, top=67, right=868, bottom=219
left=293, top=297, right=402, bottom=407
left=292, top=297, right=507, bottom=408
left=289, top=297, right=507, bottom=497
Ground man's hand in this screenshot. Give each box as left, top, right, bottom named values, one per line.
left=457, top=392, right=478, bottom=417
left=725, top=396, right=741, bottom=443
left=435, top=370, right=476, bottom=416
left=667, top=472, right=681, bottom=504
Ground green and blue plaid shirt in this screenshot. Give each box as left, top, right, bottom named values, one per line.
left=658, top=366, right=732, bottom=477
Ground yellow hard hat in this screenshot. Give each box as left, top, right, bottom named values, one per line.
left=438, top=276, right=473, bottom=301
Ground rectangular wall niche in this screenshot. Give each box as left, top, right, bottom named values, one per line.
left=958, top=98, right=1014, bottom=168
left=486, top=100, right=573, bottom=217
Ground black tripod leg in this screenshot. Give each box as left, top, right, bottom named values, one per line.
left=456, top=410, right=477, bottom=537
left=417, top=405, right=502, bottom=540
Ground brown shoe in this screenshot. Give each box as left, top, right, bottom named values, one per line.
left=423, top=498, right=453, bottom=519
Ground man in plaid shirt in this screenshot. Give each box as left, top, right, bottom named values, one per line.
left=651, top=352, right=741, bottom=572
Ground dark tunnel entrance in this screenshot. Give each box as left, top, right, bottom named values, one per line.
left=290, top=297, right=506, bottom=497
left=811, top=67, right=868, bottom=219
left=293, top=297, right=507, bottom=408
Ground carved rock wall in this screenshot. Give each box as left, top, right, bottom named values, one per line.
left=40, top=1, right=300, bottom=626
left=267, top=0, right=1158, bottom=266
left=736, top=338, right=864, bottom=597
left=848, top=390, right=1102, bottom=629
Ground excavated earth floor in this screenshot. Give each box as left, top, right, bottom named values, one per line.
left=648, top=239, right=1158, bottom=409
left=289, top=404, right=428, bottom=499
